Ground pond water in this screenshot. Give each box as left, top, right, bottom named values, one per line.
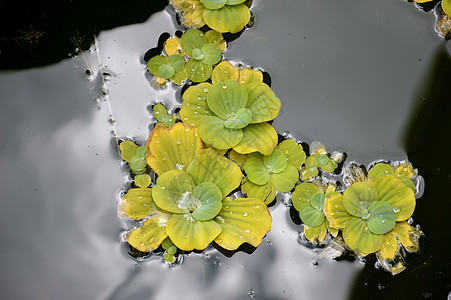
left=0, top=0, right=450, bottom=299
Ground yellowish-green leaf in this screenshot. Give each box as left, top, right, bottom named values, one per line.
left=276, top=139, right=306, bottom=170
left=323, top=193, right=352, bottom=229
left=167, top=213, right=222, bottom=251
left=304, top=222, right=327, bottom=243
left=214, top=197, right=272, bottom=250
left=185, top=58, right=212, bottom=82
left=373, top=176, right=415, bottom=221
left=146, top=123, right=203, bottom=175
left=292, top=182, right=319, bottom=212
left=377, top=232, right=399, bottom=260
left=180, top=82, right=214, bottom=125
left=120, top=141, right=138, bottom=163
left=119, top=188, right=159, bottom=220
left=270, top=164, right=299, bottom=192
left=164, top=36, right=185, bottom=56
left=127, top=214, right=172, bottom=251
left=245, top=82, right=281, bottom=123
left=343, top=217, right=384, bottom=256
left=187, top=148, right=242, bottom=197
left=343, top=182, right=378, bottom=217
left=233, top=123, right=278, bottom=155
left=368, top=163, right=394, bottom=182
left=228, top=149, right=248, bottom=170
left=211, top=61, right=239, bottom=84
left=238, top=66, right=263, bottom=86
left=391, top=221, right=423, bottom=253
left=198, top=115, right=243, bottom=149
left=241, top=177, right=277, bottom=205
left=203, top=4, right=250, bottom=33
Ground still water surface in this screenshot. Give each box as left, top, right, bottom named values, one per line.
left=0, top=0, right=449, bottom=299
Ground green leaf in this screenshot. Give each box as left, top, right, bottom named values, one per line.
left=320, top=158, right=337, bottom=173
left=147, top=55, right=167, bottom=76
left=170, top=69, right=188, bottom=85
left=245, top=82, right=281, bottom=123
left=233, top=123, right=278, bottom=155
left=343, top=217, right=384, bottom=256
left=180, top=82, right=214, bottom=126
left=187, top=148, right=242, bottom=197
left=146, top=123, right=203, bottom=175
left=223, top=107, right=252, bottom=129
left=205, top=30, right=224, bottom=44
left=442, top=0, right=451, bottom=16
left=167, top=214, right=222, bottom=251
left=185, top=58, right=212, bottom=82
left=367, top=201, right=397, bottom=234
left=153, top=104, right=168, bottom=121
left=180, top=29, right=208, bottom=56
left=299, top=204, right=324, bottom=227
left=398, top=175, right=416, bottom=192
left=211, top=61, right=239, bottom=84
left=317, top=154, right=330, bottom=166
left=201, top=43, right=222, bottom=65
left=167, top=54, right=186, bottom=71
left=203, top=4, right=251, bottom=33
left=241, top=177, right=277, bottom=204
left=263, top=149, right=287, bottom=174
left=159, top=63, right=175, bottom=79
left=130, top=156, right=147, bottom=174
left=305, top=155, right=319, bottom=168
left=200, top=0, right=227, bottom=10
left=368, top=163, right=394, bottom=182
left=134, top=174, right=151, bottom=188
left=245, top=156, right=271, bottom=185
left=343, top=182, right=378, bottom=217
left=207, top=80, right=248, bottom=120
left=214, top=197, right=272, bottom=250
left=270, top=164, right=299, bottom=192
left=373, top=176, right=415, bottom=221
left=120, top=141, right=138, bottom=163
left=276, top=140, right=306, bottom=170
left=311, top=192, right=326, bottom=210
left=127, top=214, right=171, bottom=251
left=198, top=115, right=243, bottom=149
left=136, top=146, right=147, bottom=159
left=226, top=0, right=246, bottom=4
left=323, top=194, right=352, bottom=229
left=304, top=223, right=328, bottom=243
left=192, top=182, right=223, bottom=221
left=152, top=170, right=196, bottom=214
left=292, top=182, right=319, bottom=212
left=192, top=48, right=204, bottom=60
left=119, top=188, right=159, bottom=220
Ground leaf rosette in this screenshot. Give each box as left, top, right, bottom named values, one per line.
left=180, top=78, right=281, bottom=155
left=323, top=176, right=416, bottom=257
left=147, top=54, right=187, bottom=85
left=120, top=123, right=272, bottom=252
left=242, top=140, right=305, bottom=204
left=292, top=182, right=339, bottom=243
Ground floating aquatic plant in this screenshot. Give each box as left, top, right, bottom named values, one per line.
left=170, top=0, right=252, bottom=33
left=180, top=62, right=281, bottom=155
left=300, top=142, right=343, bottom=181
left=152, top=103, right=176, bottom=128
left=323, top=175, right=422, bottom=274
left=147, top=54, right=187, bottom=86
left=292, top=180, right=339, bottom=244
left=120, top=141, right=148, bottom=174
left=119, top=123, right=272, bottom=257
left=180, top=29, right=225, bottom=82
left=241, top=139, right=305, bottom=204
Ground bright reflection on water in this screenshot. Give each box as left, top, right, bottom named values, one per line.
left=0, top=0, right=445, bottom=299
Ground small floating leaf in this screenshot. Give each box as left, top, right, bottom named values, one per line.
left=167, top=54, right=186, bottom=71
left=181, top=29, right=208, bottom=56
left=292, top=183, right=319, bottom=212
left=223, top=107, right=253, bottom=129
left=147, top=56, right=167, bottom=77
left=200, top=0, right=227, bottom=10
left=343, top=217, right=384, bottom=256
left=276, top=140, right=306, bottom=170
left=246, top=82, right=281, bottom=123
left=212, top=61, right=239, bottom=83
left=263, top=149, right=287, bottom=174
left=185, top=58, right=212, bottom=82
left=245, top=156, right=271, bottom=185
left=192, top=182, right=223, bottom=221
left=367, top=201, right=397, bottom=234
left=207, top=79, right=248, bottom=119
left=164, top=37, right=185, bottom=56
left=134, top=174, right=151, bottom=188
left=270, top=164, right=299, bottom=192
left=167, top=214, right=222, bottom=251
left=238, top=66, right=263, bottom=86
left=119, top=188, right=159, bottom=220
left=323, top=193, right=352, bottom=229
left=214, top=197, right=272, bottom=250
left=300, top=204, right=325, bottom=227
left=127, top=214, right=171, bottom=251
left=241, top=177, right=277, bottom=205
left=343, top=182, right=378, bottom=218
left=120, top=141, right=138, bottom=163
left=368, top=163, right=394, bottom=182
left=187, top=148, right=242, bottom=197
left=198, top=115, right=243, bottom=149
left=180, top=82, right=214, bottom=125
left=233, top=123, right=278, bottom=155
left=304, top=223, right=327, bottom=243
left=200, top=43, right=222, bottom=65
left=203, top=4, right=251, bottom=33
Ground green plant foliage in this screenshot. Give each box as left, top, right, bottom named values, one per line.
left=241, top=140, right=303, bottom=204
left=120, top=141, right=148, bottom=174
left=324, top=176, right=416, bottom=257
left=368, top=162, right=416, bottom=192
left=153, top=104, right=176, bottom=128
left=180, top=29, right=223, bottom=82
left=134, top=174, right=151, bottom=188
left=292, top=182, right=339, bottom=243
left=300, top=142, right=341, bottom=181
left=443, top=0, right=451, bottom=16
left=180, top=79, right=281, bottom=155
left=202, top=2, right=251, bottom=33
left=147, top=54, right=187, bottom=85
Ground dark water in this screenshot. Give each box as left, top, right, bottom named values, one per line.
left=0, top=0, right=450, bottom=299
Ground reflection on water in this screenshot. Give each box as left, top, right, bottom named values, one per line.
left=0, top=1, right=449, bottom=299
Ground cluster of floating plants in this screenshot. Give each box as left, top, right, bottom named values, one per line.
left=117, top=0, right=425, bottom=275
left=411, top=0, right=451, bottom=38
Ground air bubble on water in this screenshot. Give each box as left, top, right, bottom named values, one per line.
left=407, top=217, right=414, bottom=225
left=266, top=239, right=273, bottom=246
left=248, top=289, right=255, bottom=298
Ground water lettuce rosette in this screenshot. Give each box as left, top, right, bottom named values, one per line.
left=147, top=54, right=187, bottom=85
left=242, top=139, right=305, bottom=204
left=180, top=62, right=281, bottom=155
left=323, top=176, right=416, bottom=257
left=119, top=123, right=272, bottom=253
left=292, top=182, right=339, bottom=243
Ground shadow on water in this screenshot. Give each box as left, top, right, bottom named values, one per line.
left=349, top=45, right=451, bottom=299
left=0, top=0, right=167, bottom=69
